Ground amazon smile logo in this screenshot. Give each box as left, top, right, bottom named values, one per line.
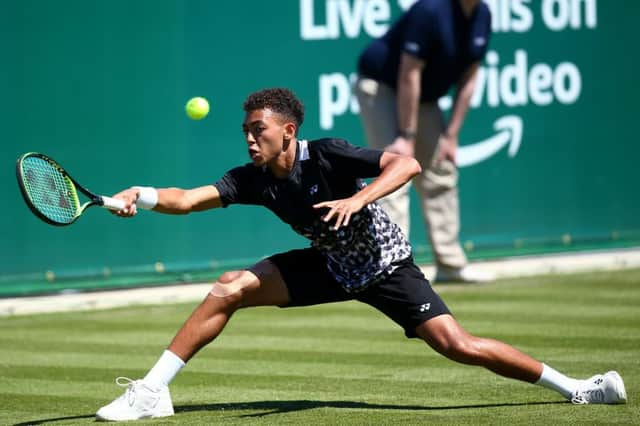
left=457, top=115, right=522, bottom=168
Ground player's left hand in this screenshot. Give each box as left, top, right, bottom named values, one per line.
left=313, top=197, right=365, bottom=230
left=438, top=134, right=458, bottom=164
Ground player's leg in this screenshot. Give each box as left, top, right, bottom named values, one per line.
left=96, top=258, right=290, bottom=421
left=360, top=259, right=626, bottom=405
left=354, top=77, right=411, bottom=237
left=416, top=313, right=626, bottom=404
left=416, top=313, right=542, bottom=382
left=167, top=259, right=289, bottom=363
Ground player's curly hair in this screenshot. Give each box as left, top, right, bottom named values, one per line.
left=243, top=88, right=305, bottom=131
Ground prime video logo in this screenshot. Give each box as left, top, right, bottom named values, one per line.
left=300, top=0, right=596, bottom=167
left=317, top=49, right=582, bottom=167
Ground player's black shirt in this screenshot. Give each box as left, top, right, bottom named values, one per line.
left=214, top=138, right=412, bottom=292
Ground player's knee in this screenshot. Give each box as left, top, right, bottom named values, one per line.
left=209, top=270, right=252, bottom=305
left=438, top=336, right=482, bottom=364
left=219, top=270, right=243, bottom=284
left=422, top=326, right=481, bottom=364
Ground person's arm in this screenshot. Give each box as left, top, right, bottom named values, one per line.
left=388, top=53, right=425, bottom=157
left=112, top=184, right=223, bottom=217
left=313, top=152, right=421, bottom=229
left=439, top=61, right=481, bottom=163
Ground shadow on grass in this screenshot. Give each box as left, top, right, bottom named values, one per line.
left=13, top=399, right=566, bottom=424
left=176, top=399, right=566, bottom=418
left=13, top=414, right=96, bottom=425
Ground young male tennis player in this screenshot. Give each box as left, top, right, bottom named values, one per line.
left=96, top=88, right=626, bottom=421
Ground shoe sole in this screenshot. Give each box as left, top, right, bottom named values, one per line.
left=96, top=411, right=174, bottom=422
left=606, top=371, right=627, bottom=404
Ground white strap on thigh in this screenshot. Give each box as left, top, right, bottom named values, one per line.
left=209, top=280, right=246, bottom=297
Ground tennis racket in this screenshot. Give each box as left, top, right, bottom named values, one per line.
left=16, top=152, right=126, bottom=226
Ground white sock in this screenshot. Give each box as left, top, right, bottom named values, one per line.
left=535, top=363, right=580, bottom=399
left=143, top=350, right=185, bottom=389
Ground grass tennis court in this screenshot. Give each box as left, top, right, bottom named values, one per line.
left=1, top=268, right=638, bottom=425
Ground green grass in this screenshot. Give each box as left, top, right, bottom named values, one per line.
left=1, top=269, right=639, bottom=425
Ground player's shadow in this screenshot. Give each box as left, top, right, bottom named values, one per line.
left=12, top=399, right=565, bottom=424
left=12, top=414, right=95, bottom=425
left=176, top=399, right=565, bottom=418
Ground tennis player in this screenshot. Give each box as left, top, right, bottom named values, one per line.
left=96, top=88, right=626, bottom=421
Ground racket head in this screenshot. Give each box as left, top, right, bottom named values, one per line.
left=16, top=153, right=89, bottom=226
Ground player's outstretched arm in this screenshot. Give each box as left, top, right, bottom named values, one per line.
left=112, top=185, right=223, bottom=217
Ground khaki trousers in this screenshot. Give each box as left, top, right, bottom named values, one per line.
left=355, top=77, right=467, bottom=269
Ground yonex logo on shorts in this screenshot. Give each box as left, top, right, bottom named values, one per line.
left=419, top=303, right=431, bottom=312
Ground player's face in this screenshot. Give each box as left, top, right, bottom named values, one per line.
left=242, top=108, right=292, bottom=167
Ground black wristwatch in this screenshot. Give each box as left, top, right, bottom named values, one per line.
left=397, top=129, right=417, bottom=140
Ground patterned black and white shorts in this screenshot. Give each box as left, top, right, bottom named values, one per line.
left=269, top=248, right=451, bottom=338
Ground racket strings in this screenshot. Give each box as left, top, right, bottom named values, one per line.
left=21, top=157, right=80, bottom=224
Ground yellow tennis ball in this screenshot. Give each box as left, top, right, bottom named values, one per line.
left=185, top=97, right=209, bottom=120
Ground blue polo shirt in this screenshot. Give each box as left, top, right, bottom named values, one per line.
left=358, top=0, right=491, bottom=103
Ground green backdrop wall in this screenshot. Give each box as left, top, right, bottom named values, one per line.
left=2, top=0, right=639, bottom=295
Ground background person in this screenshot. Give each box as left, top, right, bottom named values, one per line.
left=355, top=0, right=493, bottom=283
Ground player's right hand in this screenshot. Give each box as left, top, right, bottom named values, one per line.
left=110, top=187, right=139, bottom=217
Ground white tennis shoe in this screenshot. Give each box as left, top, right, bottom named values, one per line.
left=571, top=371, right=627, bottom=404
left=96, top=377, right=174, bottom=421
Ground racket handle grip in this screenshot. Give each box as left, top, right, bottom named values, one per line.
left=101, top=196, right=126, bottom=211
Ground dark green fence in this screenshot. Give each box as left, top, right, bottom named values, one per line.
left=2, top=0, right=638, bottom=295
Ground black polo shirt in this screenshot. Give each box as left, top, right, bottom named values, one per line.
left=214, top=138, right=412, bottom=292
